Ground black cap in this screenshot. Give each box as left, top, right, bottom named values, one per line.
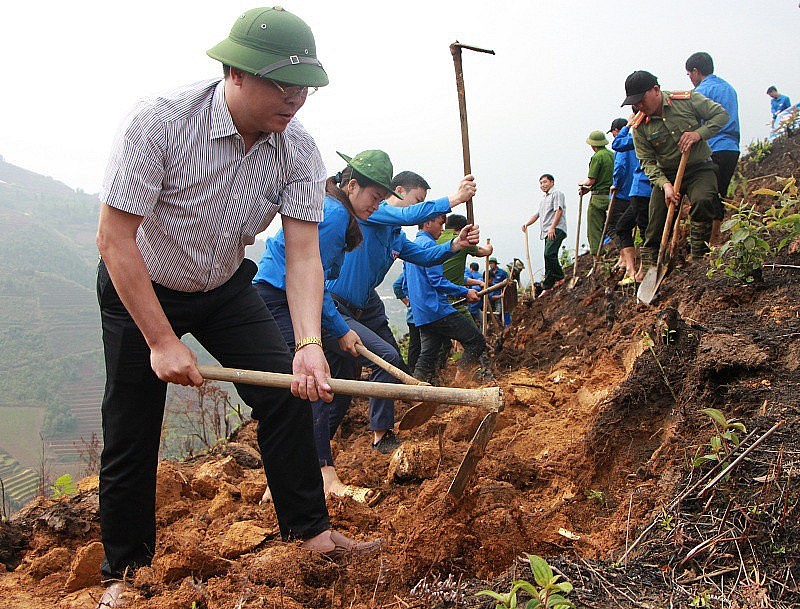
left=621, top=70, right=658, bottom=106
left=608, top=118, right=628, bottom=133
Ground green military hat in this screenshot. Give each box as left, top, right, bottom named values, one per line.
left=586, top=130, right=609, bottom=147
left=336, top=150, right=404, bottom=199
left=208, top=6, right=329, bottom=87
left=488, top=257, right=498, bottom=263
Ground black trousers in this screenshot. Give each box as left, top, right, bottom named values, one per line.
left=414, top=312, right=486, bottom=382
left=711, top=150, right=740, bottom=220
left=97, top=259, right=329, bottom=580
left=615, top=195, right=650, bottom=249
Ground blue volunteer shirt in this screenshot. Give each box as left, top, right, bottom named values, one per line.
left=695, top=74, right=740, bottom=152
left=464, top=268, right=484, bottom=314
left=611, top=126, right=652, bottom=198
left=771, top=94, right=791, bottom=118
left=392, top=270, right=414, bottom=325
left=326, top=198, right=453, bottom=309
left=612, top=145, right=635, bottom=200
left=254, top=195, right=352, bottom=338
left=405, top=231, right=470, bottom=326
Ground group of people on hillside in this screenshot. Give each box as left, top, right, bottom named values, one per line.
left=521, top=51, right=740, bottom=291
left=90, top=5, right=778, bottom=604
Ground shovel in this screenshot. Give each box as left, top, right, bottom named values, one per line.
left=450, top=277, right=510, bottom=307
left=567, top=192, right=585, bottom=289
left=352, top=344, right=441, bottom=432
left=637, top=151, right=689, bottom=305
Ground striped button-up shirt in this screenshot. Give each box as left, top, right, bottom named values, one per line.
left=100, top=78, right=325, bottom=292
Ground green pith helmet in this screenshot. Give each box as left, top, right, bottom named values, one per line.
left=586, top=130, right=609, bottom=147
left=489, top=257, right=498, bottom=263
left=207, top=7, right=328, bottom=87
left=336, top=151, right=404, bottom=200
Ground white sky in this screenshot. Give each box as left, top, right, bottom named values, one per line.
left=1, top=0, right=798, bottom=275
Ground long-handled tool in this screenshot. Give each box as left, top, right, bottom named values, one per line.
left=450, top=277, right=510, bottom=307
left=567, top=192, right=585, bottom=289
left=481, top=238, right=491, bottom=333
left=450, top=41, right=495, bottom=225
left=198, top=365, right=504, bottom=499
left=524, top=226, right=535, bottom=295
left=588, top=192, right=618, bottom=277
left=198, top=365, right=501, bottom=410
left=353, top=344, right=441, bottom=432
left=637, top=151, right=690, bottom=305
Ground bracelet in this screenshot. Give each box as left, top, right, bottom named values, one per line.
left=295, top=336, right=323, bottom=352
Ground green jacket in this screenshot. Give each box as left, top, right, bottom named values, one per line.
left=587, top=147, right=614, bottom=194
left=632, top=90, right=729, bottom=189
left=436, top=228, right=479, bottom=285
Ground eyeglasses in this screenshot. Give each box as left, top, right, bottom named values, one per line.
left=267, top=78, right=318, bottom=100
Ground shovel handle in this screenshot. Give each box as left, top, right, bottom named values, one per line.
left=354, top=344, right=427, bottom=386
left=451, top=277, right=510, bottom=307
left=653, top=152, right=690, bottom=273
left=197, top=365, right=501, bottom=408
left=572, top=192, right=584, bottom=279
left=595, top=192, right=617, bottom=257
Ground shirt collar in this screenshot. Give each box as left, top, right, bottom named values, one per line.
left=209, top=79, right=275, bottom=148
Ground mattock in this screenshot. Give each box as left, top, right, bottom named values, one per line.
left=197, top=365, right=504, bottom=499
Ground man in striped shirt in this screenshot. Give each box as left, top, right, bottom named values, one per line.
left=95, top=8, right=377, bottom=603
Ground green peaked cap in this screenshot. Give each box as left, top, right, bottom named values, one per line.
left=586, top=130, right=609, bottom=147
left=336, top=150, right=404, bottom=200
left=208, top=6, right=329, bottom=87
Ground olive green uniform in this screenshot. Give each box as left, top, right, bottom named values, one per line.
left=586, top=147, right=614, bottom=255
left=632, top=90, right=729, bottom=263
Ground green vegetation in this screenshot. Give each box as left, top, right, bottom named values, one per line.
left=692, top=408, right=746, bottom=472
left=477, top=554, right=574, bottom=609
left=51, top=473, right=77, bottom=498
left=708, top=177, right=800, bottom=283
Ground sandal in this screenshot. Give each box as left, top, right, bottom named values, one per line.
left=336, top=484, right=383, bottom=507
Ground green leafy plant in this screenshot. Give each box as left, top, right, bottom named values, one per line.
left=477, top=554, right=574, bottom=608
left=746, top=138, right=772, bottom=163
left=51, top=473, right=77, bottom=499
left=707, top=201, right=771, bottom=283
left=659, top=510, right=675, bottom=531
left=760, top=177, right=800, bottom=252
left=692, top=408, right=746, bottom=471
left=586, top=489, right=605, bottom=507
left=689, top=589, right=711, bottom=607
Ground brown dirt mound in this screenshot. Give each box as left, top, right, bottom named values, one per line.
left=2, top=136, right=800, bottom=609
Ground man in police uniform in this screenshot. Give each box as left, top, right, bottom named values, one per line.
left=621, top=70, right=729, bottom=267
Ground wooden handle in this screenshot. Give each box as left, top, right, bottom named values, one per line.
left=595, top=192, right=617, bottom=257
left=451, top=43, right=474, bottom=225
left=354, top=344, right=426, bottom=386
left=655, top=151, right=690, bottom=272
left=451, top=277, right=510, bottom=307
left=572, top=192, right=584, bottom=279
left=197, top=365, right=502, bottom=409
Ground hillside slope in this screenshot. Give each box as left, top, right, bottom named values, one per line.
left=0, top=138, right=798, bottom=608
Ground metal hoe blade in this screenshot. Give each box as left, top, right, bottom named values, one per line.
left=447, top=410, right=498, bottom=497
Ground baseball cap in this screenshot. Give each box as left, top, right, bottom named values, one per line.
left=621, top=70, right=658, bottom=106
left=608, top=118, right=627, bottom=133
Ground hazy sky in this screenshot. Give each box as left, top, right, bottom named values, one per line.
left=2, top=1, right=798, bottom=278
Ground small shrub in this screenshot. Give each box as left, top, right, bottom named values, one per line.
left=52, top=474, right=77, bottom=499
left=477, top=554, right=574, bottom=609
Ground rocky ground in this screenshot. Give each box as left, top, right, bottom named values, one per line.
left=1, top=136, right=799, bottom=608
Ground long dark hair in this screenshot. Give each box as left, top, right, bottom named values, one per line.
left=325, top=166, right=383, bottom=251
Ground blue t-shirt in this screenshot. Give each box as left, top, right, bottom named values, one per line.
left=405, top=231, right=470, bottom=326
left=771, top=94, right=791, bottom=118
left=611, top=126, right=652, bottom=198
left=695, top=74, right=740, bottom=152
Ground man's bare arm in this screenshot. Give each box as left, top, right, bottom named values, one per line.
left=282, top=215, right=333, bottom=403
left=96, top=203, right=202, bottom=386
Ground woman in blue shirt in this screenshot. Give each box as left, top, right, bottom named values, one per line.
left=254, top=149, right=400, bottom=505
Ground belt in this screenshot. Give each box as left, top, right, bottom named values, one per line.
left=331, top=294, right=363, bottom=320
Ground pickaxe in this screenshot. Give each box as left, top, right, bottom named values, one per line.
left=450, top=41, right=495, bottom=225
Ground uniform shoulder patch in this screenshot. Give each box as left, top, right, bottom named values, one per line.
left=669, top=91, right=692, bottom=100
left=631, top=111, right=646, bottom=129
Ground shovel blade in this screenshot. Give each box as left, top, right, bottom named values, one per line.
left=447, top=411, right=498, bottom=498
left=398, top=401, right=439, bottom=430
left=636, top=267, right=659, bottom=304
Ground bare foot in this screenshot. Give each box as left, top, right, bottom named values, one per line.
left=301, top=529, right=382, bottom=558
